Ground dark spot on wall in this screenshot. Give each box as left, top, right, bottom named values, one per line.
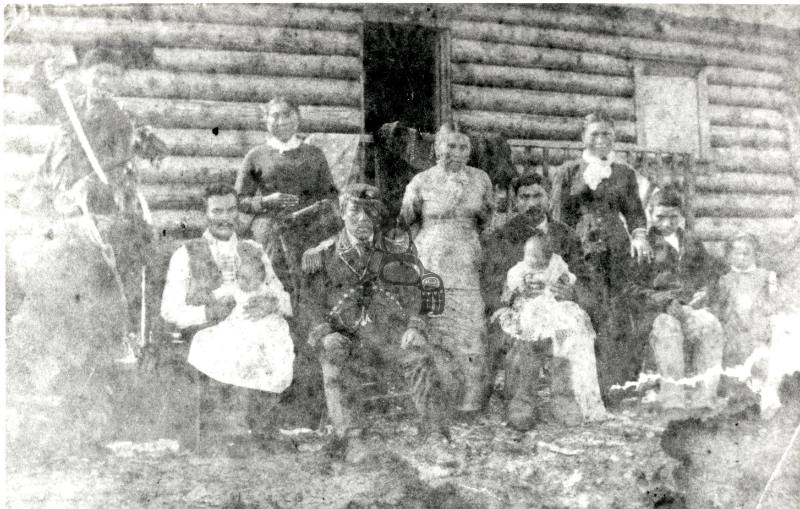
left=74, top=293, right=81, bottom=302
left=212, top=127, right=219, bottom=136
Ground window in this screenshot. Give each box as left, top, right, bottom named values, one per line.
left=634, top=62, right=708, bottom=156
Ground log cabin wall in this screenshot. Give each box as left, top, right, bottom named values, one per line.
left=4, top=4, right=799, bottom=252
left=4, top=4, right=363, bottom=237
left=447, top=4, right=800, bottom=255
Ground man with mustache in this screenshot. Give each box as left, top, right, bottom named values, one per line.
left=482, top=173, right=607, bottom=430
left=161, top=183, right=290, bottom=453
left=302, top=184, right=448, bottom=462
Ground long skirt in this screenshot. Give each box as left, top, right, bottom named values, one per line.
left=424, top=288, right=487, bottom=412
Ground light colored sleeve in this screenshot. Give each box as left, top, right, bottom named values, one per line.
left=262, top=250, right=293, bottom=317
left=160, top=246, right=208, bottom=329
left=399, top=173, right=423, bottom=227
left=502, top=263, right=526, bottom=305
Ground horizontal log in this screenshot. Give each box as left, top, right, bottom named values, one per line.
left=156, top=128, right=266, bottom=158
left=451, top=63, right=633, bottom=97
left=454, top=110, right=637, bottom=142
left=140, top=184, right=206, bottom=211
left=706, top=66, right=784, bottom=90
left=137, top=157, right=239, bottom=185
left=43, top=4, right=362, bottom=32
left=710, top=126, right=788, bottom=149
left=4, top=66, right=361, bottom=106
left=708, top=105, right=787, bottom=130
left=452, top=85, right=635, bottom=119
left=694, top=172, right=797, bottom=195
left=9, top=16, right=361, bottom=56
left=122, top=70, right=359, bottom=106
left=708, top=85, right=789, bottom=110
left=694, top=217, right=798, bottom=241
left=454, top=4, right=790, bottom=55
left=451, top=20, right=788, bottom=73
left=710, top=148, right=794, bottom=174
left=510, top=146, right=579, bottom=167
left=3, top=43, right=77, bottom=66
left=693, top=193, right=796, bottom=218
left=152, top=47, right=361, bottom=79
left=152, top=210, right=206, bottom=238
left=452, top=39, right=632, bottom=76
left=119, top=97, right=361, bottom=132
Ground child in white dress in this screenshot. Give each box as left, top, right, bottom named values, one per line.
left=493, top=232, right=607, bottom=420
left=188, top=254, right=294, bottom=394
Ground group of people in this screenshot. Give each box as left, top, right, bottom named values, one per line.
left=22, top=44, right=797, bottom=460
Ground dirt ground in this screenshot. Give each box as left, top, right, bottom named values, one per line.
left=6, top=355, right=800, bottom=509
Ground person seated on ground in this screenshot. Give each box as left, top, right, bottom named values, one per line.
left=188, top=247, right=294, bottom=396
left=161, top=183, right=291, bottom=447
left=301, top=184, right=449, bottom=462
left=493, top=232, right=607, bottom=426
left=633, top=185, right=728, bottom=412
left=235, top=96, right=338, bottom=293
left=481, top=173, right=599, bottom=430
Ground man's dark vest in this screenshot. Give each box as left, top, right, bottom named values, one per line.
left=184, top=238, right=262, bottom=306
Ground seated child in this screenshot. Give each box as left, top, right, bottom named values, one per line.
left=493, top=231, right=606, bottom=420
left=188, top=253, right=294, bottom=394
left=715, top=233, right=778, bottom=368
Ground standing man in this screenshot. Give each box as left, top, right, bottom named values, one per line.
left=482, top=173, right=606, bottom=431
left=26, top=45, right=164, bottom=216
left=161, top=183, right=291, bottom=449
left=302, top=184, right=449, bottom=460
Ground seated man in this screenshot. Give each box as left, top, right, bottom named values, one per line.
left=301, top=184, right=447, bottom=459
left=634, top=185, right=729, bottom=411
left=482, top=173, right=606, bottom=430
left=161, top=183, right=292, bottom=447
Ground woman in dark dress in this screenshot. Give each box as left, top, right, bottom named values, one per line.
left=550, top=111, right=652, bottom=400
left=235, top=97, right=338, bottom=430
left=235, top=97, right=338, bottom=292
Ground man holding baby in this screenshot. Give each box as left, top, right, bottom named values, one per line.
left=161, top=183, right=294, bottom=452
left=482, top=173, right=607, bottom=431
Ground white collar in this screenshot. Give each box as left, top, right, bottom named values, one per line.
left=731, top=265, right=758, bottom=273
left=346, top=230, right=373, bottom=252
left=203, top=229, right=238, bottom=247
left=582, top=149, right=615, bottom=167
left=266, top=135, right=302, bottom=153
left=663, top=232, right=680, bottom=252
left=581, top=150, right=615, bottom=191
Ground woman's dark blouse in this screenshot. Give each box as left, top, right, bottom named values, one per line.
left=550, top=160, right=647, bottom=233
left=235, top=143, right=337, bottom=214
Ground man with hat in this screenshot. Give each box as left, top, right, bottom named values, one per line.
left=301, top=183, right=448, bottom=461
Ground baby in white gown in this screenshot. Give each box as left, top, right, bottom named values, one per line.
left=188, top=255, right=294, bottom=393
left=495, top=235, right=583, bottom=343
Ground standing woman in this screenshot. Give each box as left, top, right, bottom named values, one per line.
left=400, top=122, right=494, bottom=416
left=550, top=111, right=652, bottom=398
left=235, top=97, right=338, bottom=292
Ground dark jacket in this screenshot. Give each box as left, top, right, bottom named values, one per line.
left=301, top=230, right=421, bottom=343
left=550, top=160, right=647, bottom=253
left=632, top=228, right=728, bottom=314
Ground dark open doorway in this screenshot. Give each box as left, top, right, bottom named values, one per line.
left=363, top=22, right=438, bottom=134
